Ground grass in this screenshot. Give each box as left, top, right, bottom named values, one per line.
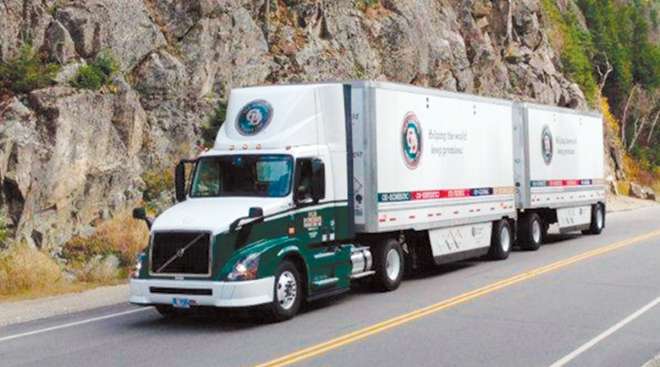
left=0, top=243, right=66, bottom=298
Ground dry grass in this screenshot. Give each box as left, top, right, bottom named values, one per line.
left=95, top=212, right=149, bottom=265
left=0, top=211, right=145, bottom=300
left=0, top=243, right=65, bottom=297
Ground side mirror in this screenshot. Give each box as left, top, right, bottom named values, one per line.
left=132, top=207, right=152, bottom=229
left=248, top=207, right=263, bottom=218
left=175, top=160, right=187, bottom=202
left=310, top=159, right=325, bottom=203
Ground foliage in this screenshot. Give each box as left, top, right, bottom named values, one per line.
left=0, top=217, right=9, bottom=246
left=202, top=101, right=227, bottom=148
left=355, top=0, right=379, bottom=9
left=0, top=243, right=64, bottom=297
left=142, top=167, right=174, bottom=203
left=70, top=52, right=119, bottom=90
left=540, top=0, right=598, bottom=105
left=0, top=44, right=60, bottom=94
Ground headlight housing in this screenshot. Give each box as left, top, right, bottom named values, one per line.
left=131, top=252, right=145, bottom=278
left=227, top=253, right=260, bottom=281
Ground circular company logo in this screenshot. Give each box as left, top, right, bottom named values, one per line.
left=541, top=125, right=553, bottom=165
left=235, top=99, right=273, bottom=136
left=401, top=112, right=423, bottom=169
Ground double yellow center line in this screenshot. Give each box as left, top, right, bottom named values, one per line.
left=257, top=229, right=660, bottom=367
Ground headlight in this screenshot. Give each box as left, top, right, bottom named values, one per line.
left=131, top=252, right=145, bottom=278
left=227, top=253, right=260, bottom=281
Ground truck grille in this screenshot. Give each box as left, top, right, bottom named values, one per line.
left=150, top=232, right=211, bottom=276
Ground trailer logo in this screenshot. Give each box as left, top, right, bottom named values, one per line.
left=401, top=112, right=423, bottom=169
left=236, top=100, right=273, bottom=136
left=541, top=125, right=553, bottom=165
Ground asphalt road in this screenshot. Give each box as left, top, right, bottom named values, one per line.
left=1, top=206, right=659, bottom=367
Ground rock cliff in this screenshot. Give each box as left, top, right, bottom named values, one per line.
left=0, top=0, right=608, bottom=251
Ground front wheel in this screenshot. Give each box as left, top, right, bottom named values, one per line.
left=488, top=220, right=512, bottom=260
left=372, top=238, right=405, bottom=292
left=582, top=203, right=605, bottom=235
left=264, top=260, right=302, bottom=322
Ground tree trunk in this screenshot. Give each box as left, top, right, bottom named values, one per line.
left=621, top=85, right=638, bottom=149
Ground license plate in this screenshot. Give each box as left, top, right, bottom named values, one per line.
left=172, top=297, right=194, bottom=309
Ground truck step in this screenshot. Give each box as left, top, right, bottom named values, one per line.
left=350, top=270, right=375, bottom=279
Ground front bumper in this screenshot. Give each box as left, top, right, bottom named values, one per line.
left=129, top=277, right=275, bottom=308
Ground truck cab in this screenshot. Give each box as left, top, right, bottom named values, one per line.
left=130, top=84, right=362, bottom=321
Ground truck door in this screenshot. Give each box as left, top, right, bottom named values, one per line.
left=293, top=158, right=350, bottom=293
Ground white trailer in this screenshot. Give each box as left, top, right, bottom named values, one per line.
left=513, top=103, right=606, bottom=250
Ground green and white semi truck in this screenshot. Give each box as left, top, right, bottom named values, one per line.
left=129, top=81, right=605, bottom=321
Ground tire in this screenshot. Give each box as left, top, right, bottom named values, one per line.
left=372, top=238, right=404, bottom=292
left=155, top=305, right=178, bottom=318
left=517, top=213, right=544, bottom=251
left=488, top=220, right=512, bottom=260
left=582, top=203, right=605, bottom=235
left=264, top=260, right=303, bottom=322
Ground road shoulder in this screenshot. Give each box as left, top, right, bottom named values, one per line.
left=0, top=284, right=128, bottom=327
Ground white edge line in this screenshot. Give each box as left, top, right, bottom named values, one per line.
left=549, top=295, right=660, bottom=367
left=0, top=307, right=152, bottom=343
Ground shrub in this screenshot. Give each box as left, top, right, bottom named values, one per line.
left=0, top=243, right=64, bottom=296
left=0, top=44, right=60, bottom=94
left=202, top=101, right=227, bottom=148
left=71, top=52, right=118, bottom=90
left=142, top=168, right=174, bottom=203
left=0, top=217, right=9, bottom=246
left=62, top=211, right=149, bottom=269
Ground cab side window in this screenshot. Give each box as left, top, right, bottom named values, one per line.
left=294, top=158, right=325, bottom=204
left=294, top=159, right=314, bottom=202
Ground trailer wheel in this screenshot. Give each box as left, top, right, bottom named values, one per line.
left=582, top=203, right=605, bottom=235
left=488, top=220, right=512, bottom=260
left=372, top=238, right=404, bottom=292
left=264, top=260, right=302, bottom=322
left=517, top=213, right=543, bottom=251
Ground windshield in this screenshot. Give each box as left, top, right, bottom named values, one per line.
left=190, top=155, right=293, bottom=198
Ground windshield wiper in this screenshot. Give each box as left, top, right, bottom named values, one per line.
left=156, top=233, right=206, bottom=273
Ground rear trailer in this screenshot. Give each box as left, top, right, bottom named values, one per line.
left=513, top=103, right=606, bottom=250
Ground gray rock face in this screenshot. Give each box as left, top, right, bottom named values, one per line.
left=54, top=0, right=166, bottom=71
left=0, top=0, right=614, bottom=252
left=0, top=87, right=144, bottom=249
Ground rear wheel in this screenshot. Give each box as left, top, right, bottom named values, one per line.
left=582, top=203, right=605, bottom=235
left=517, top=213, right=544, bottom=251
left=488, top=220, right=512, bottom=260
left=264, top=260, right=302, bottom=322
left=372, top=238, right=404, bottom=292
